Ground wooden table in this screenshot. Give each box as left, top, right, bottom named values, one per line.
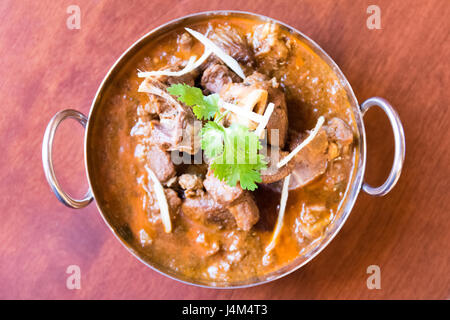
left=0, top=0, right=448, bottom=299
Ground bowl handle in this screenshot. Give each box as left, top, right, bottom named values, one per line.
left=360, top=97, right=406, bottom=196
left=42, top=109, right=93, bottom=208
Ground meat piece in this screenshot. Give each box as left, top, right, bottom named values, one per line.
left=326, top=117, right=354, bottom=148
left=177, top=32, right=192, bottom=52
left=182, top=194, right=236, bottom=229
left=260, top=148, right=292, bottom=184
left=327, top=142, right=340, bottom=160
left=161, top=70, right=198, bottom=87
left=294, top=204, right=331, bottom=240
left=289, top=129, right=329, bottom=189
left=324, top=161, right=347, bottom=191
left=177, top=163, right=209, bottom=177
left=182, top=194, right=224, bottom=220
left=263, top=118, right=352, bottom=189
left=146, top=187, right=181, bottom=223
left=201, top=63, right=242, bottom=94
left=242, top=72, right=288, bottom=148
left=203, top=171, right=244, bottom=205
left=220, top=81, right=268, bottom=130
left=144, top=116, right=200, bottom=155
left=145, top=145, right=176, bottom=183
left=164, top=176, right=178, bottom=188
left=208, top=24, right=255, bottom=68
left=179, top=174, right=203, bottom=190
left=182, top=186, right=260, bottom=231
left=203, top=171, right=260, bottom=231
left=130, top=118, right=152, bottom=138
left=138, top=77, right=200, bottom=154
left=251, top=23, right=290, bottom=73
left=179, top=173, right=204, bottom=198
left=173, top=118, right=202, bottom=154
left=164, top=188, right=182, bottom=217
left=243, top=71, right=269, bottom=84
left=166, top=71, right=198, bottom=87
left=136, top=95, right=162, bottom=119
left=142, top=120, right=179, bottom=150
left=228, top=194, right=260, bottom=231
left=144, top=95, right=163, bottom=115
left=265, top=98, right=288, bottom=148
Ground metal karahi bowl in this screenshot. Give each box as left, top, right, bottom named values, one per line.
left=42, top=11, right=405, bottom=288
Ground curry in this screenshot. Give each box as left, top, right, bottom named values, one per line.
left=88, top=15, right=358, bottom=284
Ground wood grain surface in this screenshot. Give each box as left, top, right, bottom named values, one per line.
left=0, top=0, right=449, bottom=300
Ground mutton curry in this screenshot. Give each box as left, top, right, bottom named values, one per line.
left=88, top=15, right=358, bottom=284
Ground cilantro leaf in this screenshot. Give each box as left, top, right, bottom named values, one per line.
left=201, top=121, right=224, bottom=158
left=193, top=94, right=219, bottom=120
left=167, top=83, right=204, bottom=105
left=210, top=155, right=267, bottom=191
left=168, top=83, right=219, bottom=120
left=210, top=124, right=267, bottom=191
